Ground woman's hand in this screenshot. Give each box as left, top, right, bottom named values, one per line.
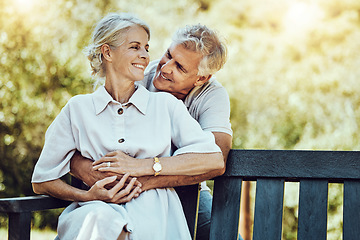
left=86, top=173, right=142, bottom=204
left=92, top=151, right=152, bottom=176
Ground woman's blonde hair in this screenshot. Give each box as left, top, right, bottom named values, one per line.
left=172, top=24, right=227, bottom=76
left=84, top=13, right=150, bottom=83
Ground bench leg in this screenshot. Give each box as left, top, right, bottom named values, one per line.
left=8, top=212, right=31, bottom=240
left=343, top=181, right=360, bottom=240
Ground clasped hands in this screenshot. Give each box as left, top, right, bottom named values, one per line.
left=86, top=150, right=146, bottom=204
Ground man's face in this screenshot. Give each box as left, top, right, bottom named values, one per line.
left=153, top=43, right=205, bottom=100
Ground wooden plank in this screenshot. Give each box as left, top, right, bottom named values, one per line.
left=175, top=184, right=200, bottom=239
left=224, top=150, right=360, bottom=180
left=297, top=180, right=328, bottom=240
left=343, top=181, right=360, bottom=240
left=253, top=178, right=284, bottom=240
left=8, top=212, right=31, bottom=240
left=210, top=177, right=242, bottom=240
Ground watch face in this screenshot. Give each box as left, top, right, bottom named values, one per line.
left=153, top=162, right=162, bottom=172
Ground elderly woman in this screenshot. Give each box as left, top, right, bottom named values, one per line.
left=31, top=13, right=223, bottom=240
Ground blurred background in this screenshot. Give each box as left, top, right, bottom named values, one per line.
left=0, top=0, right=359, bottom=239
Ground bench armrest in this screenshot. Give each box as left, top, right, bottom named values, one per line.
left=0, top=195, right=71, bottom=213
left=0, top=195, right=71, bottom=240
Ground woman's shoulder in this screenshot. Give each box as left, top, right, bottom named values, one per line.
left=68, top=92, right=93, bottom=103
left=148, top=92, right=188, bottom=118
left=64, top=92, right=94, bottom=110
left=150, top=91, right=181, bottom=104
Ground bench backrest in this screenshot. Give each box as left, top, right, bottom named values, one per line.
left=209, top=149, right=360, bottom=240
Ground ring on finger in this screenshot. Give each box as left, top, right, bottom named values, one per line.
left=107, top=162, right=111, bottom=168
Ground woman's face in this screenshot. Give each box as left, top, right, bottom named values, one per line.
left=109, top=25, right=150, bottom=82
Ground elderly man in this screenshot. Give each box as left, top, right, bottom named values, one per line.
left=71, top=24, right=233, bottom=240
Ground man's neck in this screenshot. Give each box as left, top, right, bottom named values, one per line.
left=172, top=92, right=187, bottom=101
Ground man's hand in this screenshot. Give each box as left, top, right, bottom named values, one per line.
left=87, top=173, right=142, bottom=204
left=70, top=151, right=112, bottom=187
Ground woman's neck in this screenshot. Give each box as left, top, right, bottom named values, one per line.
left=104, top=76, right=136, bottom=104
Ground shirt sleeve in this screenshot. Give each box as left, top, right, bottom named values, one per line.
left=31, top=104, right=76, bottom=183
left=170, top=99, right=221, bottom=156
left=196, top=87, right=233, bottom=136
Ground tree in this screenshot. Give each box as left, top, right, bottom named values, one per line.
left=0, top=0, right=209, bottom=229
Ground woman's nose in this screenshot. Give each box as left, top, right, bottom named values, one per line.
left=140, top=48, right=149, bottom=59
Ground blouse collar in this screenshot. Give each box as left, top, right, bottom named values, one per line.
left=92, top=85, right=149, bottom=115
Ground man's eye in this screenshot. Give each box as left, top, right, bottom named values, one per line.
left=177, top=65, right=185, bottom=73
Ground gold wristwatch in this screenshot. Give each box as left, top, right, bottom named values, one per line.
left=153, top=157, right=162, bottom=176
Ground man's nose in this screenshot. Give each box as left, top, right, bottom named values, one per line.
left=161, top=59, right=174, bottom=74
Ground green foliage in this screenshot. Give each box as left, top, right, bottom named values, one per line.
left=32, top=209, right=64, bottom=230
left=0, top=0, right=359, bottom=236
left=218, top=0, right=360, bottom=151
left=0, top=0, right=92, bottom=199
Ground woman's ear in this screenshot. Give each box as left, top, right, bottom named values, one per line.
left=101, top=44, right=112, bottom=62
left=194, top=75, right=212, bottom=86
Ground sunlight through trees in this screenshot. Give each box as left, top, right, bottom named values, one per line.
left=1, top=0, right=359, bottom=238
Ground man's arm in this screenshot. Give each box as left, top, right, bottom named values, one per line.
left=70, top=132, right=231, bottom=190
left=138, top=132, right=232, bottom=191
left=70, top=151, right=115, bottom=187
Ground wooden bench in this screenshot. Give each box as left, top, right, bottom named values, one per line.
left=1, top=149, right=359, bottom=240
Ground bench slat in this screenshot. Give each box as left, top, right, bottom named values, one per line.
left=297, top=179, right=328, bottom=240
left=253, top=178, right=284, bottom=240
left=210, top=177, right=242, bottom=240
left=343, top=180, right=360, bottom=240
left=225, top=150, right=360, bottom=180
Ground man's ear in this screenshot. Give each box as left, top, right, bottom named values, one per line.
left=194, top=75, right=212, bottom=86
left=101, top=44, right=112, bottom=62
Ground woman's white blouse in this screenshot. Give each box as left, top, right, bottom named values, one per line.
left=32, top=85, right=221, bottom=183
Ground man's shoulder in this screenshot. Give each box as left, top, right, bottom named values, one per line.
left=205, top=76, right=227, bottom=91
left=187, top=76, right=232, bottom=135
left=186, top=76, right=229, bottom=104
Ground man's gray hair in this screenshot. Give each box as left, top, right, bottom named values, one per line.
left=172, top=24, right=227, bottom=76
